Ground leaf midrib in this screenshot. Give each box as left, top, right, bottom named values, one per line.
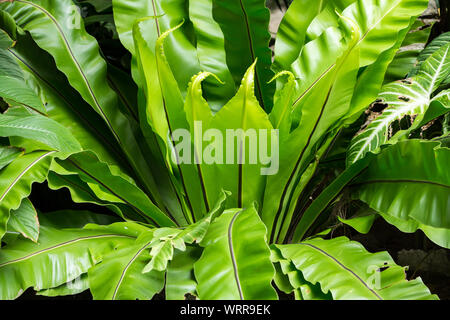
left=292, top=0, right=404, bottom=109
left=228, top=210, right=244, bottom=300
left=238, top=0, right=265, bottom=110
left=16, top=0, right=121, bottom=143
left=298, top=242, right=383, bottom=300
left=350, top=45, right=449, bottom=163
left=0, top=151, right=55, bottom=202
left=0, top=234, right=135, bottom=268
left=68, top=159, right=162, bottom=226
left=112, top=239, right=154, bottom=300
left=7, top=49, right=129, bottom=167
left=351, top=179, right=450, bottom=189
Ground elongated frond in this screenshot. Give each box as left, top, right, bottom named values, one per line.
left=353, top=140, right=450, bottom=247
left=0, top=222, right=141, bottom=300
left=0, top=0, right=162, bottom=200
left=276, top=237, right=437, bottom=300
left=194, top=207, right=277, bottom=300
left=0, top=151, right=54, bottom=240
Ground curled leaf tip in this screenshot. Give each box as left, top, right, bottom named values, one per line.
left=268, top=70, right=296, bottom=84
left=198, top=72, right=224, bottom=85
left=337, top=12, right=361, bottom=43
left=156, top=19, right=185, bottom=47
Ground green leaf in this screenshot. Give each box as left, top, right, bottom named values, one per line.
left=143, top=190, right=229, bottom=274
left=400, top=19, right=434, bottom=47
left=0, top=76, right=41, bottom=110
left=0, top=223, right=139, bottom=300
left=37, top=273, right=89, bottom=297
left=46, top=171, right=129, bottom=221
left=0, top=0, right=121, bottom=134
left=9, top=30, right=170, bottom=218
left=343, top=0, right=429, bottom=68
left=276, top=237, right=437, bottom=300
left=0, top=146, right=23, bottom=170
left=384, top=19, right=434, bottom=83
left=292, top=155, right=374, bottom=242
left=52, top=151, right=175, bottom=227
left=133, top=19, right=189, bottom=147
left=113, top=0, right=200, bottom=96
left=299, top=0, right=428, bottom=125
left=0, top=9, right=17, bottom=49
left=15, top=38, right=127, bottom=167
left=1, top=0, right=161, bottom=199
left=202, top=62, right=275, bottom=209
left=7, top=198, right=39, bottom=242
left=273, top=260, right=294, bottom=295
left=263, top=22, right=361, bottom=242
left=194, top=207, right=277, bottom=300
left=337, top=208, right=378, bottom=234
left=343, top=19, right=413, bottom=126
left=143, top=239, right=174, bottom=273
left=341, top=0, right=429, bottom=126
left=211, top=0, right=274, bottom=110
left=271, top=246, right=332, bottom=300
left=7, top=33, right=127, bottom=169
left=166, top=246, right=202, bottom=300
left=376, top=209, right=450, bottom=249
left=353, top=140, right=450, bottom=245
left=410, top=31, right=450, bottom=82
left=182, top=71, right=220, bottom=215
left=273, top=0, right=325, bottom=72
left=188, top=0, right=236, bottom=110
left=0, top=48, right=44, bottom=112
left=287, top=27, right=346, bottom=129
left=134, top=19, right=207, bottom=222
left=0, top=113, right=82, bottom=154
left=0, top=150, right=54, bottom=240
left=310, top=1, right=358, bottom=36
left=88, top=231, right=165, bottom=300
left=347, top=42, right=450, bottom=165
left=384, top=49, right=422, bottom=83
left=175, top=213, right=216, bottom=245
left=268, top=71, right=296, bottom=138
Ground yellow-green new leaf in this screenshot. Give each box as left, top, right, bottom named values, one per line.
left=203, top=62, right=275, bottom=209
